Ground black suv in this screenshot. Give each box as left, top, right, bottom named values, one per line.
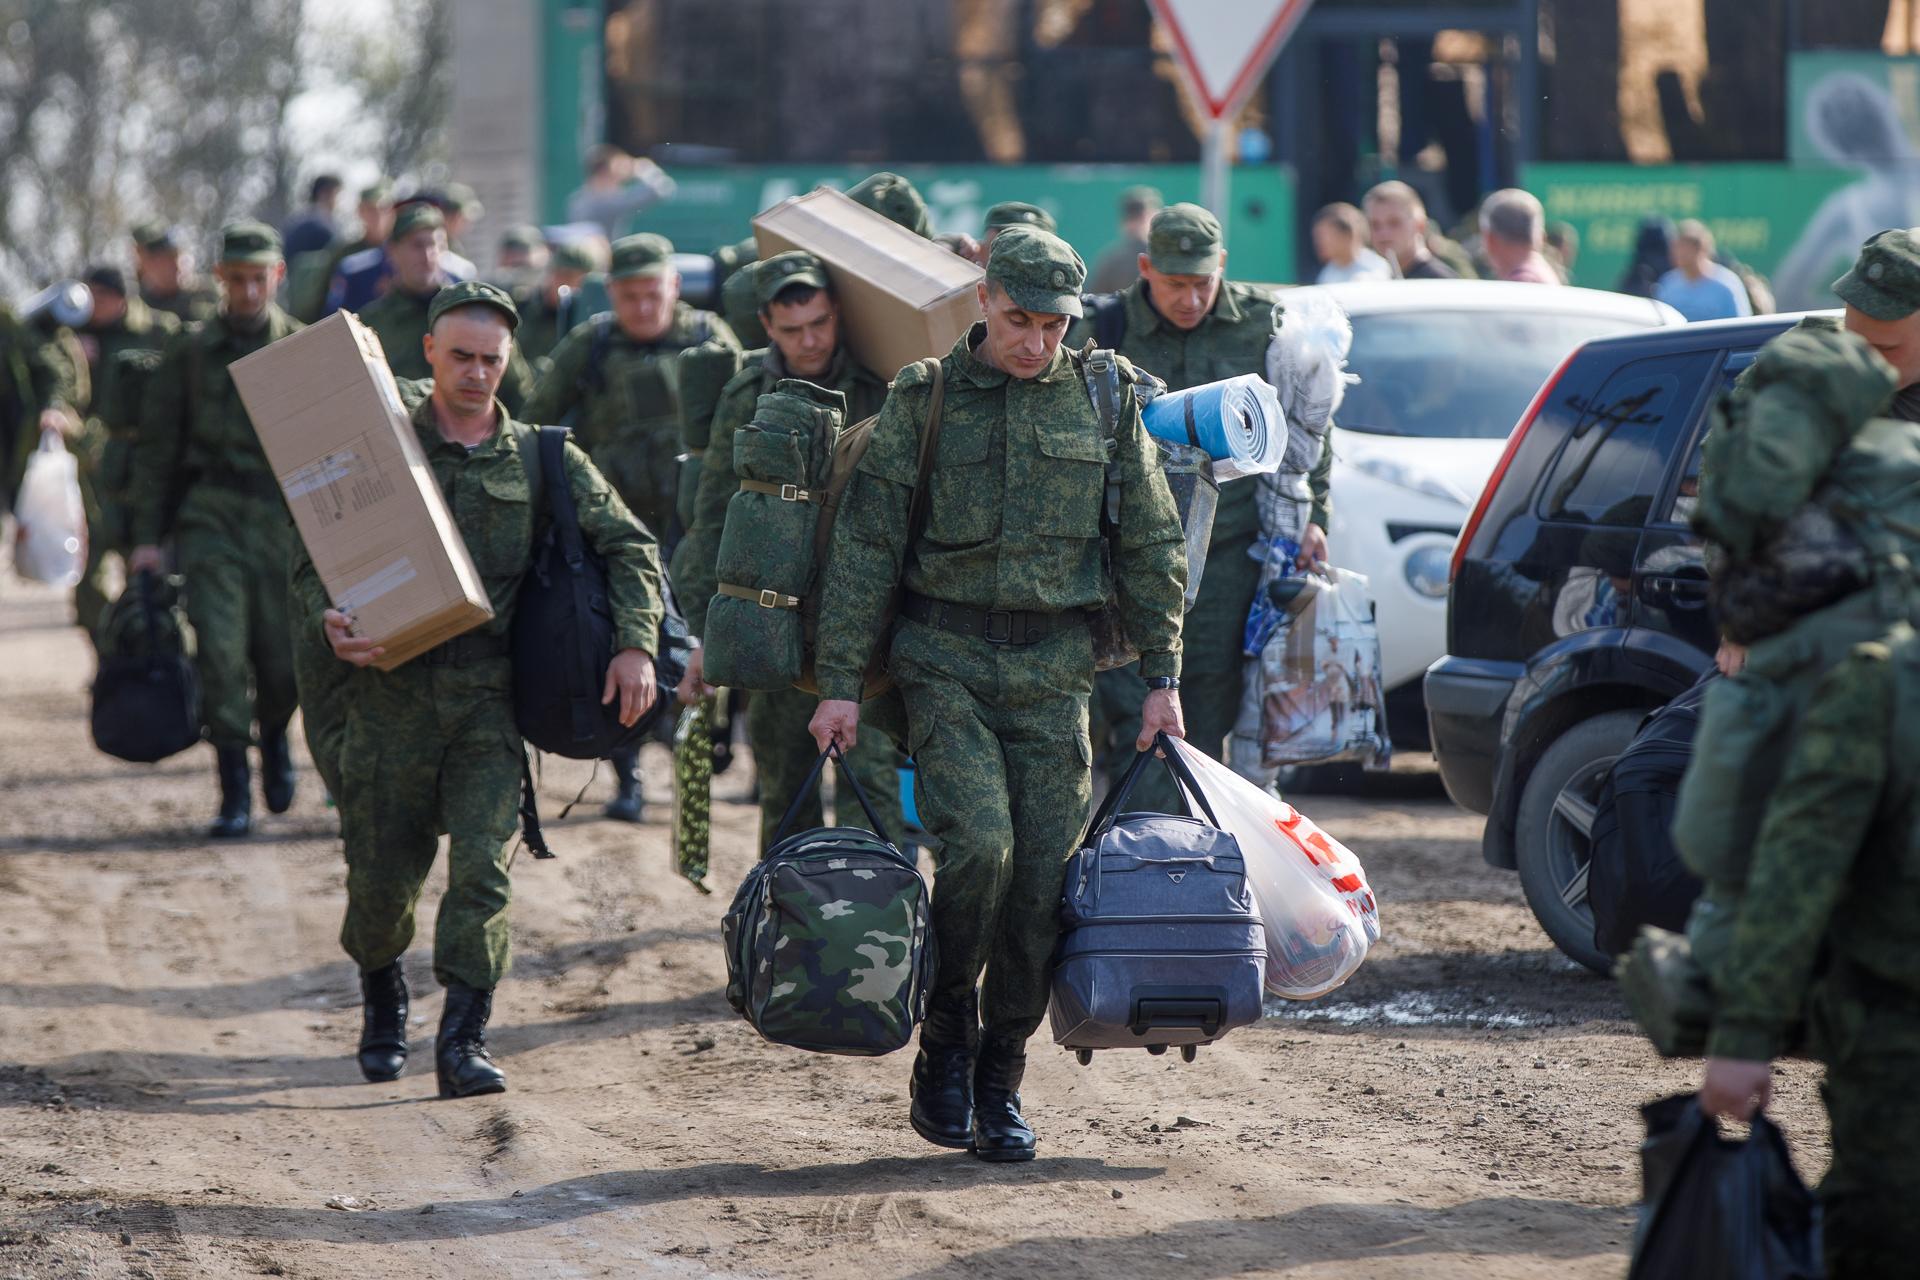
left=1426, top=313, right=1809, bottom=973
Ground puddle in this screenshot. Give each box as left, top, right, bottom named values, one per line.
left=1264, top=991, right=1547, bottom=1029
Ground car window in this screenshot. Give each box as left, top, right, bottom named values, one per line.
left=1667, top=352, right=1756, bottom=525
left=1538, top=352, right=1707, bottom=527
left=1337, top=310, right=1662, bottom=440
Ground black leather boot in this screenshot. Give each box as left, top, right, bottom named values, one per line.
left=259, top=726, right=296, bottom=815
left=909, top=990, right=978, bottom=1149
left=435, top=982, right=507, bottom=1099
left=603, top=749, right=643, bottom=823
left=971, top=1034, right=1036, bottom=1162
left=208, top=747, right=252, bottom=839
left=356, top=961, right=408, bottom=1082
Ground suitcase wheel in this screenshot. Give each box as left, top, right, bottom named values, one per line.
left=1180, top=1045, right=1197, bottom=1063
left=1147, top=1044, right=1167, bottom=1056
left=1076, top=1049, right=1093, bottom=1067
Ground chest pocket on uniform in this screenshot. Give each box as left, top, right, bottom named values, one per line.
left=622, top=358, right=674, bottom=434
left=473, top=463, right=534, bottom=576
left=1025, top=417, right=1107, bottom=538
left=925, top=416, right=998, bottom=546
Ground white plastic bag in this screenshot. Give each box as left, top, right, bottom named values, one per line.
left=1168, top=737, right=1379, bottom=1000
left=13, top=428, right=85, bottom=587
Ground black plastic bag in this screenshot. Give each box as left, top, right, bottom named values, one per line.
left=1628, top=1093, right=1823, bottom=1280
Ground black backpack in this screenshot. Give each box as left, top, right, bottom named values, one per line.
left=91, top=572, right=202, bottom=764
left=511, top=425, right=689, bottom=761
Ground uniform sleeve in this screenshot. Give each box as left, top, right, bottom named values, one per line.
left=813, top=375, right=928, bottom=703
left=669, top=377, right=755, bottom=639
left=1707, top=650, right=1894, bottom=1061
left=705, top=313, right=743, bottom=354
left=519, top=327, right=586, bottom=426
left=564, top=440, right=664, bottom=656
left=1308, top=427, right=1334, bottom=531
left=129, top=332, right=191, bottom=546
left=498, top=342, right=535, bottom=417
left=1111, top=382, right=1187, bottom=680
left=33, top=329, right=85, bottom=416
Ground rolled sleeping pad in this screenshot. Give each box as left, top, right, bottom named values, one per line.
left=1141, top=373, right=1285, bottom=482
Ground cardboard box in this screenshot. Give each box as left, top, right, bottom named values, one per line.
left=228, top=311, right=492, bottom=671
left=754, top=187, right=984, bottom=381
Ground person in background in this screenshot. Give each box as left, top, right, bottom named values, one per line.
left=327, top=196, right=474, bottom=316
left=1312, top=203, right=1394, bottom=284
left=442, top=183, right=483, bottom=257
left=1362, top=182, right=1458, bottom=280
left=492, top=225, right=549, bottom=291
left=292, top=179, right=394, bottom=321
left=1088, top=186, right=1163, bottom=294
left=130, top=223, right=219, bottom=324
left=282, top=174, right=343, bottom=260
left=1478, top=189, right=1562, bottom=285
left=567, top=145, right=677, bottom=240
left=514, top=240, right=602, bottom=375
left=1545, top=220, right=1580, bottom=284
left=1655, top=220, right=1753, bottom=322
left=1617, top=215, right=1676, bottom=298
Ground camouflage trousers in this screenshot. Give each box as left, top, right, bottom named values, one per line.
left=750, top=684, right=905, bottom=854
left=1099, top=530, right=1258, bottom=811
left=176, top=492, right=298, bottom=749
left=290, top=600, right=351, bottom=801
left=336, top=656, right=522, bottom=990
left=1810, top=970, right=1920, bottom=1278
left=891, top=618, right=1093, bottom=1044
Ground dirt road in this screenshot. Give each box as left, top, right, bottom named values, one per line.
left=0, top=581, right=1828, bottom=1279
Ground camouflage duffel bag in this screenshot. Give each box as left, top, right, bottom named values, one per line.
left=721, top=744, right=934, bottom=1055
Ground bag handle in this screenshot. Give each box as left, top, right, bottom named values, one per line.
left=136, top=570, right=163, bottom=664
left=769, top=741, right=895, bottom=848
left=1088, top=732, right=1222, bottom=838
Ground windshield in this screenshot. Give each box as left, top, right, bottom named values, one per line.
left=1338, top=310, right=1658, bottom=439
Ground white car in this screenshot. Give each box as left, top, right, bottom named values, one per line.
left=1301, top=281, right=1682, bottom=742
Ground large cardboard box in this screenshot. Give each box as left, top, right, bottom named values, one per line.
left=228, top=311, right=492, bottom=672
left=754, top=187, right=983, bottom=381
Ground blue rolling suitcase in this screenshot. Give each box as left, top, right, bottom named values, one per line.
left=1049, top=735, right=1268, bottom=1064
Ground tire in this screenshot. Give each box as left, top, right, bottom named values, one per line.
left=1514, top=710, right=1641, bottom=975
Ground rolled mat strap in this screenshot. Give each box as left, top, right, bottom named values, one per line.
left=718, top=581, right=803, bottom=610
left=738, top=479, right=820, bottom=503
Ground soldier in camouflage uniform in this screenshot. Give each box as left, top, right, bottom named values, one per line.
left=0, top=301, right=86, bottom=510
left=522, top=232, right=740, bottom=822
left=846, top=172, right=934, bottom=238
left=358, top=203, right=536, bottom=415
left=513, top=241, right=600, bottom=375
left=130, top=222, right=219, bottom=324
left=1835, top=228, right=1920, bottom=424
left=1698, top=623, right=1920, bottom=1278
left=671, top=251, right=905, bottom=850
left=1069, top=203, right=1333, bottom=809
left=810, top=228, right=1188, bottom=1161
left=72, top=265, right=180, bottom=640
left=977, top=202, right=1055, bottom=265
left=129, top=222, right=304, bottom=839
left=295, top=281, right=664, bottom=1098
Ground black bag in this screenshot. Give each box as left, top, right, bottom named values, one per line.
left=1050, top=736, right=1268, bottom=1064
left=1590, top=675, right=1711, bottom=957
left=91, top=572, right=202, bottom=764
left=1628, top=1094, right=1823, bottom=1280
left=511, top=425, right=689, bottom=760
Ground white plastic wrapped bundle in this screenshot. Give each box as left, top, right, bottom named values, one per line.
left=13, top=428, right=85, bottom=587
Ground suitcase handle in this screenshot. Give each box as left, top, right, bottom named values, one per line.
left=770, top=742, right=895, bottom=847
left=1129, top=994, right=1225, bottom=1037
left=1090, top=731, right=1222, bottom=837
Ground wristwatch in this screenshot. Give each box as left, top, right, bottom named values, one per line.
left=1144, top=676, right=1181, bottom=691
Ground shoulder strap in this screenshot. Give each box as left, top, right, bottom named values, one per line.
left=1078, top=346, right=1127, bottom=531
left=581, top=313, right=616, bottom=395
left=536, top=425, right=581, bottom=567
left=903, top=357, right=946, bottom=542
left=512, top=422, right=552, bottom=534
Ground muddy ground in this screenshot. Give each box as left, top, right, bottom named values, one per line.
left=0, top=582, right=1828, bottom=1278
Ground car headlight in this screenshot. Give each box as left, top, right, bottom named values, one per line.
left=1349, top=454, right=1473, bottom=506
left=1404, top=544, right=1451, bottom=598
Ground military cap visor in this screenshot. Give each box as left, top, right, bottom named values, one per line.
left=1835, top=229, right=1920, bottom=321
left=754, top=252, right=830, bottom=307
left=986, top=226, right=1086, bottom=318
left=219, top=221, right=283, bottom=264
left=609, top=233, right=675, bottom=279
left=1148, top=203, right=1225, bottom=275
left=427, top=280, right=520, bottom=332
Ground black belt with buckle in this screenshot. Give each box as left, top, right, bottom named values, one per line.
left=901, top=591, right=1085, bottom=646
left=420, top=632, right=511, bottom=667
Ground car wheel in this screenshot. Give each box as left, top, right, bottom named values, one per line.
left=1514, top=710, right=1641, bottom=975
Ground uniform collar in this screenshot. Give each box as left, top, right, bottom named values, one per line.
left=410, top=388, right=510, bottom=457
left=950, top=322, right=1076, bottom=388
left=209, top=305, right=293, bottom=350
left=1126, top=276, right=1242, bottom=335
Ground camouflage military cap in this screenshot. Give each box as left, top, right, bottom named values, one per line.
left=389, top=201, right=446, bottom=243
left=498, top=224, right=544, bottom=252
left=1119, top=184, right=1164, bottom=217
left=846, top=172, right=932, bottom=238
left=550, top=240, right=601, bottom=274
left=609, top=232, right=675, bottom=280
left=427, top=279, right=520, bottom=332
left=445, top=181, right=483, bottom=218
left=753, top=251, right=830, bottom=307
left=1834, top=228, right=1920, bottom=321
left=983, top=201, right=1056, bottom=235
left=131, top=221, right=179, bottom=252
left=1148, top=203, right=1225, bottom=275
left=219, top=220, right=282, bottom=265
left=360, top=178, right=395, bottom=205
left=986, top=225, right=1086, bottom=318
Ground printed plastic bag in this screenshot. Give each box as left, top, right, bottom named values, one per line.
left=13, top=428, right=86, bottom=586
left=1234, top=566, right=1391, bottom=772
left=1167, top=738, right=1379, bottom=999
left=1628, top=1094, right=1822, bottom=1280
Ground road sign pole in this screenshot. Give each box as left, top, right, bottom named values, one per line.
left=1202, top=118, right=1231, bottom=234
